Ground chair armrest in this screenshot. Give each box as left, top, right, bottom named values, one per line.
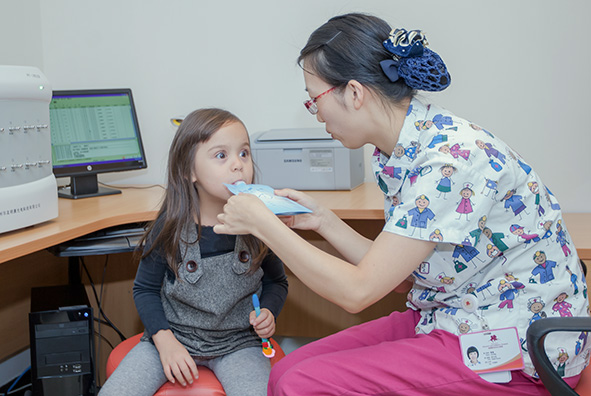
left=526, top=317, right=591, bottom=396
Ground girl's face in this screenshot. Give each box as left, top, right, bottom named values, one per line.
left=191, top=121, right=254, bottom=210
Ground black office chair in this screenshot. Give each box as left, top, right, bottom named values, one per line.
left=527, top=317, right=590, bottom=396
left=526, top=260, right=589, bottom=396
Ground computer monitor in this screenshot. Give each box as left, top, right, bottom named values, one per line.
left=49, top=88, right=147, bottom=199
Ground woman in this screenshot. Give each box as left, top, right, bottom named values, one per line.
left=215, top=13, right=588, bottom=395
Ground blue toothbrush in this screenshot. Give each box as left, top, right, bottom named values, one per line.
left=252, top=294, right=275, bottom=358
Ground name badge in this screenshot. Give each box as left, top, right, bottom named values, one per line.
left=459, top=327, right=525, bottom=375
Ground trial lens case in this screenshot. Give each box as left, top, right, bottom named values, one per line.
left=251, top=128, right=364, bottom=190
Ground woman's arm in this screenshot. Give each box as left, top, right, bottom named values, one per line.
left=276, top=188, right=373, bottom=264
left=216, top=194, right=435, bottom=313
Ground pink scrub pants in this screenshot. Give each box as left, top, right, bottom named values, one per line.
left=268, top=309, right=580, bottom=396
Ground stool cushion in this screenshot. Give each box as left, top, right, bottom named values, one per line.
left=106, top=333, right=285, bottom=396
left=576, top=363, right=591, bottom=396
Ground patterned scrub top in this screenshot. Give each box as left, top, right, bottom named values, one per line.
left=372, top=98, right=590, bottom=378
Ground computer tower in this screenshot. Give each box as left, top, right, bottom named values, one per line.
left=29, top=284, right=96, bottom=396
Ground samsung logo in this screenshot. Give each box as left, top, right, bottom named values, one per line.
left=284, top=159, right=302, bottom=163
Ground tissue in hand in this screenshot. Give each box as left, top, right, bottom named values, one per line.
left=224, top=182, right=312, bottom=215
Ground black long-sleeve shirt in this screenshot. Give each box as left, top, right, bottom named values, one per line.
left=133, top=226, right=288, bottom=337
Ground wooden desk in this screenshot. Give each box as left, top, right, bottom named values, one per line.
left=0, top=186, right=165, bottom=264
left=1, top=183, right=589, bottom=374
left=2, top=182, right=589, bottom=262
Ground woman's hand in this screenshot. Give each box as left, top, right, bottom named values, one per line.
left=214, top=193, right=274, bottom=235
left=249, top=308, right=276, bottom=339
left=274, top=188, right=324, bottom=232
left=152, top=329, right=198, bottom=386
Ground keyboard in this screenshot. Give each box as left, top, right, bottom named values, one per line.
left=48, top=222, right=148, bottom=257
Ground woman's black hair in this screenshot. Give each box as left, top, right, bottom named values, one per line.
left=467, top=346, right=479, bottom=358
left=298, top=13, right=415, bottom=104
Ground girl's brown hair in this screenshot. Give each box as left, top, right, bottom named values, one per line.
left=139, top=108, right=267, bottom=276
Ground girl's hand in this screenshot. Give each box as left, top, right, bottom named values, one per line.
left=274, top=189, right=324, bottom=232
left=152, top=329, right=198, bottom=386
left=249, top=308, right=276, bottom=339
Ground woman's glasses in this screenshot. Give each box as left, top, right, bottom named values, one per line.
left=303, top=87, right=336, bottom=115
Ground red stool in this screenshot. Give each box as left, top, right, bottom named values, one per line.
left=106, top=333, right=285, bottom=396
left=577, top=365, right=591, bottom=396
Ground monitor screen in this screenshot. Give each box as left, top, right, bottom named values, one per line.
left=49, top=88, right=147, bottom=199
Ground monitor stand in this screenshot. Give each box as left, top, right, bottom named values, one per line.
left=58, top=174, right=121, bottom=199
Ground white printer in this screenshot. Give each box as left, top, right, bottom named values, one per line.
left=251, top=128, right=364, bottom=190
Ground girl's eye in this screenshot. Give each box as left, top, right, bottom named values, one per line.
left=240, top=149, right=250, bottom=158
left=215, top=152, right=226, bottom=159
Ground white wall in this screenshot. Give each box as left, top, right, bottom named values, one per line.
left=0, top=0, right=43, bottom=68
left=3, top=0, right=590, bottom=212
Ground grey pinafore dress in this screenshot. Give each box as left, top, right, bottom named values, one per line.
left=143, top=226, right=264, bottom=357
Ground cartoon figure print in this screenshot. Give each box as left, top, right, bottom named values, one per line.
left=408, top=165, right=433, bottom=186
left=452, top=238, right=485, bottom=269
left=510, top=224, right=540, bottom=246
left=438, top=143, right=471, bottom=162
left=486, top=243, right=507, bottom=265
left=539, top=220, right=554, bottom=244
left=429, top=229, right=444, bottom=242
left=436, top=272, right=455, bottom=293
left=505, top=272, right=526, bottom=291
left=553, top=292, right=573, bottom=317
left=386, top=194, right=402, bottom=221
left=530, top=251, right=557, bottom=284
left=576, top=332, right=589, bottom=356
left=498, top=279, right=523, bottom=310
left=527, top=297, right=547, bottom=325
left=457, top=318, right=474, bottom=334
left=545, top=186, right=562, bottom=211
left=427, top=133, right=448, bottom=149
left=393, top=141, right=420, bottom=161
left=377, top=162, right=403, bottom=181
left=469, top=216, right=487, bottom=246
left=407, top=194, right=435, bottom=237
left=456, top=183, right=475, bottom=221
left=556, top=219, right=572, bottom=257
left=565, top=265, right=580, bottom=295
left=507, top=149, right=533, bottom=175
left=481, top=178, right=499, bottom=200
left=555, top=348, right=569, bottom=377
left=469, top=123, right=495, bottom=139
left=501, top=189, right=529, bottom=219
left=475, top=139, right=506, bottom=171
left=415, top=113, right=454, bottom=131
left=482, top=227, right=509, bottom=252
left=528, top=181, right=545, bottom=216
left=475, top=278, right=496, bottom=298
left=435, top=164, right=456, bottom=199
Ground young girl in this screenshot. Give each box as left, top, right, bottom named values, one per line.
left=99, top=108, right=288, bottom=396
left=215, top=13, right=588, bottom=395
